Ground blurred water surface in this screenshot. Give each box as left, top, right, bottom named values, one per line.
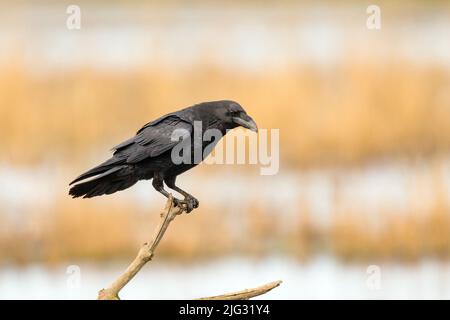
left=0, top=3, right=449, bottom=70
left=1, top=256, right=450, bottom=299
left=1, top=158, right=450, bottom=222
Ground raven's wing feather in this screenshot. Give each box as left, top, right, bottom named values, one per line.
left=136, top=113, right=181, bottom=135
left=113, top=115, right=192, bottom=164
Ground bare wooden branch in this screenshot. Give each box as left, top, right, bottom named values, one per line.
left=97, top=195, right=283, bottom=300
left=196, top=280, right=282, bottom=300
left=98, top=195, right=184, bottom=300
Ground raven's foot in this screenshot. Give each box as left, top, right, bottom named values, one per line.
left=172, top=197, right=199, bottom=213
left=187, top=196, right=199, bottom=209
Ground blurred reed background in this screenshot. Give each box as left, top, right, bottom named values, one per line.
left=1, top=0, right=450, bottom=299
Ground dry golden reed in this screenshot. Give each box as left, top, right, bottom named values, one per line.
left=1, top=61, right=449, bottom=167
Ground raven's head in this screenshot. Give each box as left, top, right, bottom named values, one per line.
left=213, top=100, right=258, bottom=132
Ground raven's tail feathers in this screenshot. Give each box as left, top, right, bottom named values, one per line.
left=69, top=157, right=124, bottom=186
left=69, top=165, right=138, bottom=198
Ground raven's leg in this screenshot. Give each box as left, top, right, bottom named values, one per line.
left=152, top=173, right=172, bottom=198
left=152, top=173, right=195, bottom=213
left=164, top=175, right=199, bottom=211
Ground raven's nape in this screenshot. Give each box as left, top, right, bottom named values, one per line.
left=69, top=166, right=138, bottom=198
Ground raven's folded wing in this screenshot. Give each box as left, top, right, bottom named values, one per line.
left=113, top=115, right=192, bottom=164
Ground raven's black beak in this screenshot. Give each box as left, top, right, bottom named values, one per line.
left=232, top=114, right=258, bottom=132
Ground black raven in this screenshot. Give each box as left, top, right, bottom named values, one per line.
left=69, top=100, right=258, bottom=212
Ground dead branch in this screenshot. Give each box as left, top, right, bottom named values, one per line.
left=98, top=195, right=184, bottom=300
left=97, top=195, right=282, bottom=300
left=196, top=280, right=282, bottom=300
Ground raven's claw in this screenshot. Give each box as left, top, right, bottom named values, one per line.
left=172, top=197, right=199, bottom=213
left=189, top=197, right=199, bottom=209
